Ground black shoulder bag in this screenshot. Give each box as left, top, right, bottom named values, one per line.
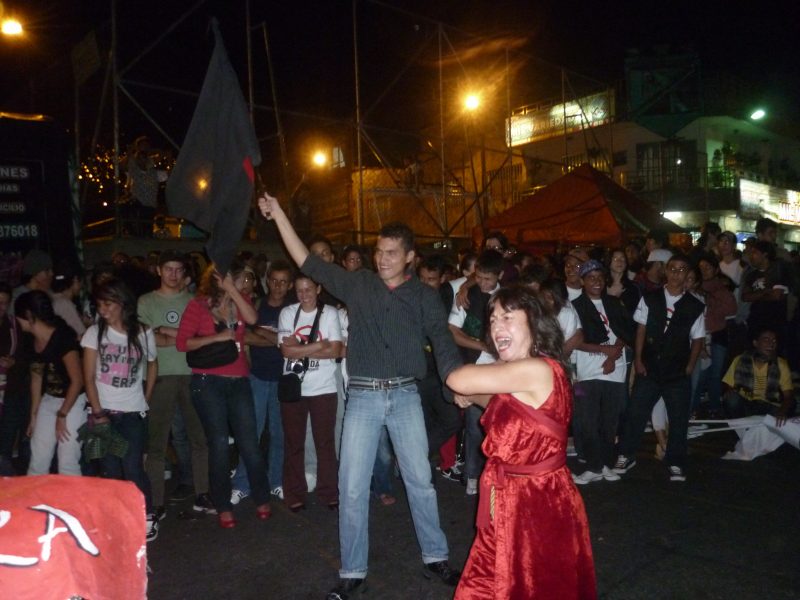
left=278, top=304, right=323, bottom=403
left=186, top=320, right=239, bottom=370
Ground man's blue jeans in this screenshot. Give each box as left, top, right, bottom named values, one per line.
left=339, top=384, right=449, bottom=579
left=231, top=376, right=283, bottom=493
left=190, top=374, right=269, bottom=512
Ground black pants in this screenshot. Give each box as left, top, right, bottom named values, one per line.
left=418, top=373, right=461, bottom=458
left=573, top=379, right=626, bottom=472
left=620, top=374, right=691, bottom=468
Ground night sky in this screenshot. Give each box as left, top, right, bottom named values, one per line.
left=1, top=0, right=797, bottom=171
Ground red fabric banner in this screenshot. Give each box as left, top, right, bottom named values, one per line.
left=0, top=474, right=147, bottom=599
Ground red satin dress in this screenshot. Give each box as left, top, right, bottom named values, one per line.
left=455, top=358, right=597, bottom=600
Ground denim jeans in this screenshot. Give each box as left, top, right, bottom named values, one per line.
left=339, top=384, right=449, bottom=578
left=101, top=411, right=153, bottom=513
left=621, top=374, right=691, bottom=468
left=171, top=406, right=194, bottom=487
left=691, top=342, right=728, bottom=412
left=190, top=374, right=269, bottom=512
left=370, top=426, right=394, bottom=496
left=231, top=376, right=283, bottom=493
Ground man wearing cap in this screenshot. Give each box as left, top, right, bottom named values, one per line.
left=139, top=250, right=209, bottom=539
left=571, top=259, right=635, bottom=484
left=614, top=253, right=705, bottom=482
left=635, top=248, right=671, bottom=295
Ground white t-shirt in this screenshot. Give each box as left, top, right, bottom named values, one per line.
left=719, top=259, right=744, bottom=287
left=278, top=303, right=342, bottom=396
left=558, top=304, right=581, bottom=367
left=567, top=285, right=582, bottom=302
left=81, top=325, right=157, bottom=412
left=633, top=289, right=705, bottom=340
left=575, top=298, right=626, bottom=382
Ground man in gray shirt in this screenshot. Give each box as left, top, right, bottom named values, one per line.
left=259, top=195, right=462, bottom=599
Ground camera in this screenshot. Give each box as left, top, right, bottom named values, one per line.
left=287, top=359, right=307, bottom=375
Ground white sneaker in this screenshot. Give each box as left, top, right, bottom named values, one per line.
left=602, top=466, right=621, bottom=482
left=270, top=486, right=284, bottom=500
left=145, top=514, right=159, bottom=542
left=669, top=466, right=686, bottom=482
left=572, top=470, right=603, bottom=485
left=230, top=489, right=249, bottom=505
left=466, top=478, right=478, bottom=495
left=566, top=437, right=577, bottom=457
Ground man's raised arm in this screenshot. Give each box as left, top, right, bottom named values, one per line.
left=258, top=194, right=309, bottom=268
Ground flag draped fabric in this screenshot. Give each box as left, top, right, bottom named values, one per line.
left=166, top=19, right=260, bottom=275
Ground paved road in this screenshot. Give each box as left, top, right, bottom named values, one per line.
left=147, top=431, right=800, bottom=599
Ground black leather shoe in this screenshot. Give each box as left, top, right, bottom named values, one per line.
left=325, top=577, right=366, bottom=599
left=423, top=560, right=461, bottom=585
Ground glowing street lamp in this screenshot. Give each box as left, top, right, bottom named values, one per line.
left=312, top=150, right=327, bottom=168
left=750, top=108, right=766, bottom=121
left=1, top=18, right=23, bottom=36
left=464, top=93, right=480, bottom=112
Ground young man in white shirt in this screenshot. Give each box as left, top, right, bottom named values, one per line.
left=615, top=254, right=705, bottom=482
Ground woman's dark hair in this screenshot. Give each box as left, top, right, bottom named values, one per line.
left=14, top=290, right=63, bottom=327
left=696, top=251, right=719, bottom=272
left=94, top=278, right=145, bottom=368
left=539, top=278, right=569, bottom=311
left=0, top=282, right=11, bottom=298
left=485, top=285, right=568, bottom=373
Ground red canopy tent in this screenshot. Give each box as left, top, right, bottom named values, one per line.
left=474, top=164, right=683, bottom=251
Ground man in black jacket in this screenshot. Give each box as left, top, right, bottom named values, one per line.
left=614, top=254, right=705, bottom=482
left=571, top=260, right=635, bottom=485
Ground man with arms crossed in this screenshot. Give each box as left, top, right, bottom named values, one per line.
left=259, top=195, right=462, bottom=599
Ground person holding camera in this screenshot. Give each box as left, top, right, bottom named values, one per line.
left=277, top=273, right=343, bottom=512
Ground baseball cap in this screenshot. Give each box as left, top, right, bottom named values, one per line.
left=647, top=249, right=673, bottom=263
left=578, top=259, right=605, bottom=278
left=22, top=249, right=53, bottom=277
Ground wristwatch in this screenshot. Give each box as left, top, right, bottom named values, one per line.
left=56, top=411, right=67, bottom=419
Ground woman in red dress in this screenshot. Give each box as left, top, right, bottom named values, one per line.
left=447, top=286, right=597, bottom=599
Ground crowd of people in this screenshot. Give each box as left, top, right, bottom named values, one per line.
left=0, top=208, right=798, bottom=598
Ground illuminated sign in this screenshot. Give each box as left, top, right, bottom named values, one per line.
left=506, top=92, right=614, bottom=146
left=739, top=178, right=800, bottom=226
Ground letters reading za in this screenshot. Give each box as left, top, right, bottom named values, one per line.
left=0, top=504, right=100, bottom=567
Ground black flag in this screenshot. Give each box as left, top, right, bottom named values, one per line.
left=166, top=19, right=260, bottom=275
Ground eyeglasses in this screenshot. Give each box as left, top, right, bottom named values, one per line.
left=668, top=266, right=687, bottom=273
left=345, top=256, right=362, bottom=263
left=269, top=278, right=291, bottom=286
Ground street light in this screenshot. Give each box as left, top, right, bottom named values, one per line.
left=312, top=150, right=327, bottom=168
left=464, top=93, right=480, bottom=112
left=750, top=108, right=766, bottom=121
left=1, top=18, right=23, bottom=36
